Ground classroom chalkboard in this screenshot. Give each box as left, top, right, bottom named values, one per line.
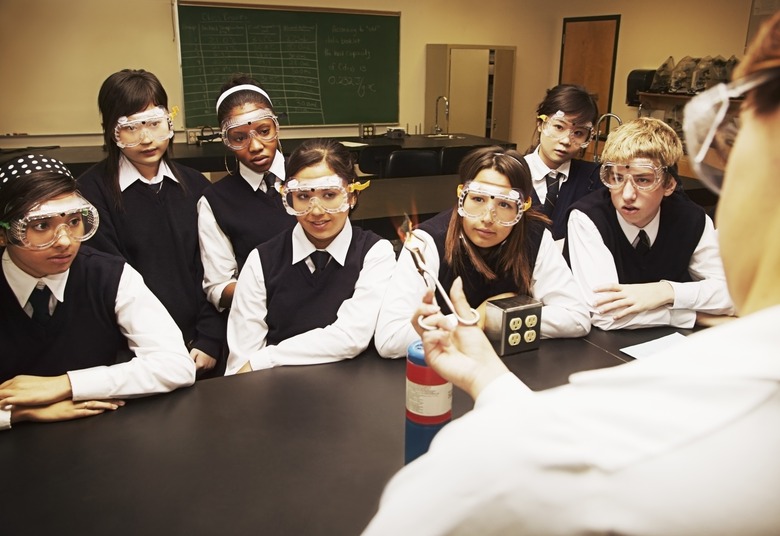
left=177, top=4, right=400, bottom=128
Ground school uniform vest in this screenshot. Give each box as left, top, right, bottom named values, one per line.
left=417, top=209, right=545, bottom=313
left=258, top=225, right=381, bottom=345
left=567, top=188, right=706, bottom=284
left=0, top=247, right=128, bottom=383
left=78, top=161, right=224, bottom=357
left=533, top=158, right=603, bottom=240
left=202, top=172, right=295, bottom=270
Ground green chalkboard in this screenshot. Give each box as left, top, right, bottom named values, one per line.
left=177, top=4, right=400, bottom=128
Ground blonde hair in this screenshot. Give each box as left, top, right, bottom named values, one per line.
left=600, top=117, right=682, bottom=187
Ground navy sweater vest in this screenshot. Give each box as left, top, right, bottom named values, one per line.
left=531, top=158, right=603, bottom=240
left=258, top=225, right=381, bottom=345
left=202, top=173, right=295, bottom=270
left=567, top=188, right=706, bottom=284
left=78, top=161, right=224, bottom=356
left=417, top=209, right=545, bottom=313
left=0, top=247, right=128, bottom=383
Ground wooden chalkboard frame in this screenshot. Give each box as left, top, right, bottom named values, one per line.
left=177, top=2, right=400, bottom=128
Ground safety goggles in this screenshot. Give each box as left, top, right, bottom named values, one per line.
left=457, top=181, right=531, bottom=226
left=683, top=70, right=777, bottom=194
left=600, top=162, right=668, bottom=192
left=281, top=175, right=369, bottom=216
left=538, top=110, right=594, bottom=148
left=114, top=106, right=174, bottom=148
left=3, top=193, right=99, bottom=249
left=221, top=108, right=279, bottom=151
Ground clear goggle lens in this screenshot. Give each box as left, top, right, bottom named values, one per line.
left=457, top=181, right=529, bottom=226
left=683, top=71, right=775, bottom=194
left=281, top=175, right=351, bottom=216
left=600, top=162, right=667, bottom=192
left=221, top=109, right=279, bottom=150
left=7, top=194, right=99, bottom=249
left=114, top=106, right=174, bottom=149
left=539, top=111, right=593, bottom=147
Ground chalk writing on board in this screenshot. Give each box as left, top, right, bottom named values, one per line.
left=178, top=7, right=399, bottom=128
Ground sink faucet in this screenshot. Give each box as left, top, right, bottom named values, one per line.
left=592, top=113, right=623, bottom=163
left=433, top=95, right=449, bottom=135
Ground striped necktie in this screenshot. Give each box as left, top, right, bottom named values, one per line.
left=544, top=172, right=561, bottom=211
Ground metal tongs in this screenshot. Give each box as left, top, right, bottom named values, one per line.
left=404, top=230, right=480, bottom=331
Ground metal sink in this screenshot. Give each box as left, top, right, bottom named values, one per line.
left=425, top=134, right=465, bottom=139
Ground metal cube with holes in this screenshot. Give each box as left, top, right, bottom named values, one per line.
left=484, top=295, right=542, bottom=356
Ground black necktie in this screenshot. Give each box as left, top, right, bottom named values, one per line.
left=544, top=172, right=561, bottom=211
left=311, top=251, right=330, bottom=273
left=146, top=181, right=162, bottom=194
left=264, top=173, right=277, bottom=196
left=635, top=230, right=651, bottom=256
left=28, top=286, right=52, bottom=324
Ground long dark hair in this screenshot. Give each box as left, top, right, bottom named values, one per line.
left=96, top=69, right=184, bottom=210
left=444, top=146, right=549, bottom=294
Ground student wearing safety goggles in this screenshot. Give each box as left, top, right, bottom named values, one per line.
left=523, top=84, right=603, bottom=240
left=564, top=117, right=734, bottom=330
left=225, top=139, right=395, bottom=374
left=0, top=155, right=195, bottom=431
left=77, top=69, right=225, bottom=377
left=364, top=13, right=780, bottom=534
left=374, top=146, right=590, bottom=359
left=198, top=75, right=295, bottom=311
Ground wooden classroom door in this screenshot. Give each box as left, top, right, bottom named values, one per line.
left=559, top=15, right=620, bottom=125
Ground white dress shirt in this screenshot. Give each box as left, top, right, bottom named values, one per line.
left=198, top=153, right=286, bottom=309
left=567, top=208, right=734, bottom=330
left=118, top=154, right=178, bottom=190
left=225, top=220, right=395, bottom=373
left=524, top=146, right=571, bottom=201
left=374, top=227, right=590, bottom=359
left=1, top=250, right=195, bottom=430
left=364, top=305, right=780, bottom=535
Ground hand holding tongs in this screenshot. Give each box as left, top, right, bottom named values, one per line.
left=404, top=231, right=480, bottom=331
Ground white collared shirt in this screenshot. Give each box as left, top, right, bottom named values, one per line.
left=0, top=249, right=195, bottom=431
left=197, top=151, right=286, bottom=309
left=225, top=219, right=395, bottom=373
left=567, top=207, right=734, bottom=329
left=117, top=155, right=179, bottom=191
left=524, top=146, right=572, bottom=201
left=364, top=305, right=780, bottom=535
left=374, top=226, right=591, bottom=359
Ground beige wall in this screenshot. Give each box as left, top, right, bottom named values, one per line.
left=0, top=0, right=753, bottom=150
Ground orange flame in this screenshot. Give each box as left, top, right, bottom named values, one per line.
left=393, top=199, right=419, bottom=243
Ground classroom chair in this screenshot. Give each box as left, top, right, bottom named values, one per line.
left=439, top=145, right=481, bottom=175
left=383, top=149, right=442, bottom=178
left=357, top=145, right=402, bottom=177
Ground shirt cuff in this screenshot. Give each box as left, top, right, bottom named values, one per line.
left=0, top=407, right=11, bottom=430
left=669, top=308, right=696, bottom=328
left=67, top=367, right=114, bottom=401
left=474, top=372, right=533, bottom=410
left=666, top=280, right=693, bottom=310
left=249, top=352, right=274, bottom=372
left=208, top=280, right=234, bottom=312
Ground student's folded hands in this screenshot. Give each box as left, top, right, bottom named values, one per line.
left=592, top=281, right=675, bottom=320
left=0, top=374, right=73, bottom=408
left=11, top=399, right=124, bottom=424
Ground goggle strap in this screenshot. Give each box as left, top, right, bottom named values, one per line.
left=349, top=180, right=370, bottom=192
